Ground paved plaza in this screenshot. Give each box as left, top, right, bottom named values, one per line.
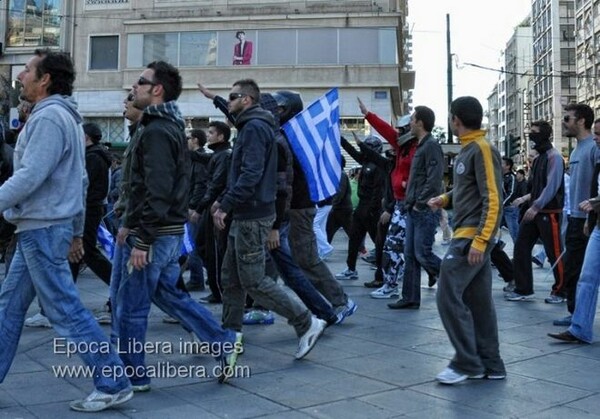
left=1, top=232, right=599, bottom=418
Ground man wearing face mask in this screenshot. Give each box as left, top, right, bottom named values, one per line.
left=506, top=120, right=565, bottom=302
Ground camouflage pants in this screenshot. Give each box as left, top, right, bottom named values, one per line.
left=382, top=201, right=406, bottom=287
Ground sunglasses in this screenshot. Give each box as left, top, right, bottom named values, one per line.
left=138, top=76, right=157, bottom=86
left=563, top=115, right=575, bottom=123
left=228, top=93, right=247, bottom=101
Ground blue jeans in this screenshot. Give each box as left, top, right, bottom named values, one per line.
left=109, top=240, right=124, bottom=345
left=115, top=234, right=236, bottom=386
left=568, top=227, right=600, bottom=343
left=0, top=224, right=130, bottom=394
left=401, top=208, right=441, bottom=303
left=271, top=221, right=335, bottom=322
left=313, top=205, right=333, bottom=258
left=503, top=205, right=520, bottom=244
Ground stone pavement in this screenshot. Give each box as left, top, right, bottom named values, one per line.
left=1, top=232, right=600, bottom=418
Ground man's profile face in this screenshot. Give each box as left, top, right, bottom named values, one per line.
left=207, top=126, right=222, bottom=145
left=132, top=69, right=158, bottom=110
left=17, top=55, right=44, bottom=104
left=227, top=86, right=248, bottom=116
left=593, top=121, right=600, bottom=148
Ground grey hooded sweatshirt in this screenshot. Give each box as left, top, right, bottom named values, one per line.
left=0, top=95, right=87, bottom=235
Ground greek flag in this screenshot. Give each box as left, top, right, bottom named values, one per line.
left=181, top=223, right=195, bottom=256
left=97, top=223, right=115, bottom=259
left=282, top=88, right=342, bottom=202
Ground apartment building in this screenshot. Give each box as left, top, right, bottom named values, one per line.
left=0, top=0, right=414, bottom=143
left=575, top=0, right=600, bottom=115
left=504, top=20, right=533, bottom=165
left=531, top=0, right=576, bottom=154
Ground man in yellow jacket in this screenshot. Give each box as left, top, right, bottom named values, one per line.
left=428, top=96, right=506, bottom=384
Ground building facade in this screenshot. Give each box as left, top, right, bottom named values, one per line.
left=574, top=0, right=600, bottom=115
left=531, top=0, right=576, bottom=155
left=1, top=0, right=413, bottom=143
left=504, top=20, right=533, bottom=165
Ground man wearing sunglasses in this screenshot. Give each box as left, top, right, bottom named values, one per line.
left=212, top=79, right=327, bottom=360
left=551, top=104, right=598, bottom=321
left=116, top=61, right=242, bottom=389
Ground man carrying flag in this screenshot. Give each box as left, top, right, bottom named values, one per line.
left=213, top=79, right=327, bottom=359
left=274, top=88, right=357, bottom=322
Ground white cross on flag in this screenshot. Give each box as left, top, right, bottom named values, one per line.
left=282, top=88, right=342, bottom=203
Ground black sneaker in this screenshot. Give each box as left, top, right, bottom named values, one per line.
left=199, top=294, right=222, bottom=304
left=428, top=274, right=438, bottom=287
left=364, top=279, right=383, bottom=288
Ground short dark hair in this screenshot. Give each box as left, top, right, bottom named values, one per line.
left=189, top=129, right=207, bottom=147
left=209, top=121, right=231, bottom=142
left=147, top=61, right=182, bottom=102
left=414, top=106, right=435, bottom=132
left=232, top=79, right=260, bottom=104
left=502, top=156, right=514, bottom=170
left=564, top=103, right=595, bottom=130
left=34, top=48, right=76, bottom=96
left=236, top=31, right=245, bottom=39
left=83, top=122, right=102, bottom=144
left=530, top=120, right=552, bottom=140
left=450, top=96, right=483, bottom=130
left=516, top=169, right=525, bottom=176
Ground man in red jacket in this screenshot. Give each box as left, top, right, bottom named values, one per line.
left=357, top=98, right=417, bottom=299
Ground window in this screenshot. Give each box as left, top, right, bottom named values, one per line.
left=127, top=27, right=398, bottom=68
left=340, top=29, right=380, bottom=64
left=298, top=29, right=337, bottom=64
left=179, top=32, right=217, bottom=67
left=560, top=48, right=576, bottom=65
left=257, top=30, right=296, bottom=65
left=143, top=33, right=178, bottom=66
left=7, top=0, right=62, bottom=47
left=374, top=91, right=388, bottom=99
left=90, top=36, right=119, bottom=70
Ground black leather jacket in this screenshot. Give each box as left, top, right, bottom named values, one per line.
left=125, top=102, right=190, bottom=249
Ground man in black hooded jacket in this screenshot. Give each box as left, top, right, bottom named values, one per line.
left=69, top=122, right=113, bottom=285
left=506, top=120, right=565, bottom=302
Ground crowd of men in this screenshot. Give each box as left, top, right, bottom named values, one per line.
left=0, top=48, right=599, bottom=412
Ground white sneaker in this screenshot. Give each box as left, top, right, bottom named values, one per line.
left=162, top=315, right=180, bottom=324
left=70, top=388, right=133, bottom=412
left=335, top=268, right=358, bottom=280
left=370, top=284, right=399, bottom=299
left=132, top=384, right=151, bottom=393
left=218, top=332, right=243, bottom=383
left=436, top=367, right=484, bottom=385
left=24, top=313, right=51, bottom=328
left=93, top=303, right=112, bottom=325
left=295, top=317, right=326, bottom=359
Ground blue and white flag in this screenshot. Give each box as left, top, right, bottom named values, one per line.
left=181, top=223, right=195, bottom=256
left=282, top=88, right=342, bottom=203
left=97, top=223, right=115, bottom=259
